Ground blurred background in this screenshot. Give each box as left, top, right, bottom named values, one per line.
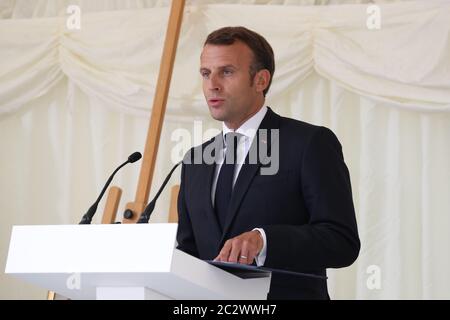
left=1, top=0, right=449, bottom=299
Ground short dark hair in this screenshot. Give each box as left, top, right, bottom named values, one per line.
left=204, top=26, right=275, bottom=97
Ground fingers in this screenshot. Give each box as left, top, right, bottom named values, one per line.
left=238, top=242, right=249, bottom=264
left=215, top=231, right=262, bottom=265
left=239, top=242, right=258, bottom=265
left=214, top=239, right=232, bottom=262
left=229, top=238, right=243, bottom=263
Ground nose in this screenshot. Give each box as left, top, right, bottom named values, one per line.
left=207, top=73, right=222, bottom=92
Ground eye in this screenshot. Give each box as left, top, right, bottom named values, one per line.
left=223, top=69, right=233, bottom=76
left=200, top=71, right=210, bottom=79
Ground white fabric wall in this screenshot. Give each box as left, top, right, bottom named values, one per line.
left=1, top=0, right=449, bottom=299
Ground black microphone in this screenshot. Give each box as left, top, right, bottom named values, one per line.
left=79, top=152, right=142, bottom=224
left=137, top=161, right=181, bottom=223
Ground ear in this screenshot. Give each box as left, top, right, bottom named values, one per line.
left=255, top=69, right=271, bottom=94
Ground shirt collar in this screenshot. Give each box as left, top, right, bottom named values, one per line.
left=222, top=106, right=268, bottom=145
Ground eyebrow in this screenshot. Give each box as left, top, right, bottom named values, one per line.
left=199, top=65, right=237, bottom=73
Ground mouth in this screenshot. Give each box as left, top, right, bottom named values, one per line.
left=208, top=98, right=225, bottom=108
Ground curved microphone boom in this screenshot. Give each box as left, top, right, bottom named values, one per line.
left=137, top=161, right=182, bottom=223
left=79, top=152, right=142, bottom=224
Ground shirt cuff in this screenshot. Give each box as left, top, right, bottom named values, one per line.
left=252, top=228, right=267, bottom=266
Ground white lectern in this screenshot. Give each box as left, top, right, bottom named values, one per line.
left=5, top=224, right=271, bottom=300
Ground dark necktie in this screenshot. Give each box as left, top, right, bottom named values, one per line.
left=214, top=133, right=240, bottom=229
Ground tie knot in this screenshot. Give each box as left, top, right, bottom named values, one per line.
left=224, top=132, right=241, bottom=147
left=223, top=133, right=241, bottom=164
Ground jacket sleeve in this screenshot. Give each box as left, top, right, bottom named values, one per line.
left=176, top=162, right=200, bottom=258
left=263, top=127, right=360, bottom=271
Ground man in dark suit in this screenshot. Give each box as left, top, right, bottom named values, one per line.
left=176, top=26, right=360, bottom=299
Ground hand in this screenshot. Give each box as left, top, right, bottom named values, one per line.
left=214, top=230, right=263, bottom=265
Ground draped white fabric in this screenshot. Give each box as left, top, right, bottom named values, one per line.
left=1, top=0, right=449, bottom=299
left=2, top=1, right=450, bottom=116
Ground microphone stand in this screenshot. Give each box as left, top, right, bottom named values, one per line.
left=137, top=161, right=181, bottom=223
left=79, top=152, right=141, bottom=224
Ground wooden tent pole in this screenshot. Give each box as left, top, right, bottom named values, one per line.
left=123, top=0, right=185, bottom=223
left=48, top=2, right=185, bottom=299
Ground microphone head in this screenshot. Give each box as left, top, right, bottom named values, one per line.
left=128, top=152, right=142, bottom=163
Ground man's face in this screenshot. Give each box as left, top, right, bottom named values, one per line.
left=200, top=41, right=263, bottom=129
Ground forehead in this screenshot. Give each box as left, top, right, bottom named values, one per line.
left=200, top=41, right=253, bottom=68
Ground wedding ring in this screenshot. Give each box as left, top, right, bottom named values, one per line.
left=240, top=255, right=247, bottom=259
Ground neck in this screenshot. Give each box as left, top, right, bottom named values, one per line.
left=226, top=100, right=265, bottom=130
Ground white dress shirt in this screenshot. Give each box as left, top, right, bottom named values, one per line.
left=211, top=106, right=268, bottom=266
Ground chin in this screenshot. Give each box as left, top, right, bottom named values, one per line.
left=209, top=108, right=226, bottom=122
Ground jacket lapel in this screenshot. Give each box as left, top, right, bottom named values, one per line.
left=201, top=136, right=223, bottom=241
left=220, top=107, right=281, bottom=242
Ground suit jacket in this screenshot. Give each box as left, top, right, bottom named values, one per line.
left=177, top=107, right=360, bottom=299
